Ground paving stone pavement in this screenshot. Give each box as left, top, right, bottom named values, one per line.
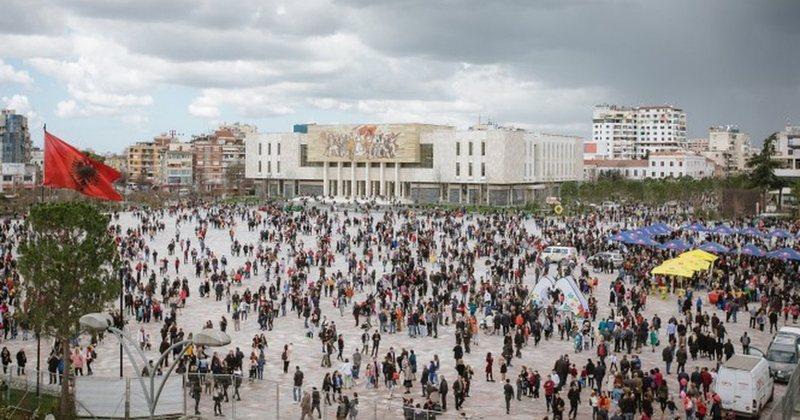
left=0, top=208, right=788, bottom=419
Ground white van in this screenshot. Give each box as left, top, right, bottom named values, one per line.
left=715, top=354, right=773, bottom=417
left=540, top=246, right=578, bottom=263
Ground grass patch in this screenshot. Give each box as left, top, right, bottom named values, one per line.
left=0, top=388, right=60, bottom=419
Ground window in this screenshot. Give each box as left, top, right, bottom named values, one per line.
left=258, top=143, right=262, bottom=155
left=468, top=142, right=473, bottom=156
left=267, top=161, right=271, bottom=173
left=277, top=143, right=281, bottom=155
left=679, top=161, right=683, bottom=167
left=299, top=144, right=322, bottom=167
left=456, top=143, right=460, bottom=156
left=268, top=143, right=271, bottom=155
left=481, top=162, right=486, bottom=177
left=651, top=162, right=655, bottom=167
left=660, top=161, right=664, bottom=167
left=468, top=162, right=473, bottom=176
left=402, top=144, right=435, bottom=169
left=455, top=162, right=460, bottom=176
left=258, top=161, right=262, bottom=172
left=481, top=142, right=486, bottom=156
left=277, top=161, right=280, bottom=173
left=670, top=161, right=674, bottom=167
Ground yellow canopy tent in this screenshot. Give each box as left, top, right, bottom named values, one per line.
left=651, top=261, right=695, bottom=278
left=681, top=249, right=718, bottom=262
left=676, top=255, right=711, bottom=270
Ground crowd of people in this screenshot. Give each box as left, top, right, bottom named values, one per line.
left=0, top=198, right=795, bottom=419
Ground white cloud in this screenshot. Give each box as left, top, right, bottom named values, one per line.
left=28, top=34, right=157, bottom=119
left=188, top=96, right=220, bottom=119
left=0, top=60, right=33, bottom=85
left=55, top=100, right=83, bottom=118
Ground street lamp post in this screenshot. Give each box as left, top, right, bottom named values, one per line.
left=79, top=313, right=231, bottom=419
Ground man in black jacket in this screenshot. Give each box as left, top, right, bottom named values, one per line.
left=503, top=379, right=514, bottom=414
left=438, top=376, right=448, bottom=411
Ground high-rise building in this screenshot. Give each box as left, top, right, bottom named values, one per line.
left=0, top=109, right=32, bottom=163
left=774, top=124, right=800, bottom=179
left=591, top=105, right=637, bottom=159
left=706, top=125, right=752, bottom=175
left=592, top=104, right=686, bottom=159
left=126, top=134, right=174, bottom=184
left=160, top=143, right=193, bottom=190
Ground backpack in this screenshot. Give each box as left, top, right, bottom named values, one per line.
left=281, top=351, right=287, bottom=361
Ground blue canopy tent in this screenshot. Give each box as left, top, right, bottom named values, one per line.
left=738, top=227, right=762, bottom=237
left=738, top=243, right=767, bottom=257
left=661, top=239, right=692, bottom=251
left=649, top=223, right=674, bottom=235
left=767, top=247, right=800, bottom=261
left=628, top=237, right=660, bottom=247
left=767, top=229, right=793, bottom=239
left=609, top=233, right=628, bottom=242
left=711, top=225, right=736, bottom=235
left=681, top=223, right=707, bottom=232
left=699, top=242, right=730, bottom=253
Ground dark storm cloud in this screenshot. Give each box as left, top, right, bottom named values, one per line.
left=2, top=0, right=797, bottom=142
left=342, top=0, right=800, bottom=141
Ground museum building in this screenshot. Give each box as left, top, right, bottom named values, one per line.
left=244, top=122, right=583, bottom=206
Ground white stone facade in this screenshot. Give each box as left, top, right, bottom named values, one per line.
left=245, top=124, right=583, bottom=205
left=645, top=152, right=715, bottom=179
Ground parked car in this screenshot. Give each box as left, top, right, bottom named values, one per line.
left=766, top=334, right=800, bottom=382
left=540, top=246, right=578, bottom=263
left=715, top=354, right=773, bottom=418
left=587, top=251, right=624, bottom=268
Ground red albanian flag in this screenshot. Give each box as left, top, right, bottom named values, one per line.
left=43, top=130, right=123, bottom=201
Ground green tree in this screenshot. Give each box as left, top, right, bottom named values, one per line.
left=17, top=201, right=120, bottom=418
left=747, top=133, right=786, bottom=209
left=559, top=181, right=579, bottom=203
left=225, top=161, right=246, bottom=193
left=791, top=180, right=800, bottom=214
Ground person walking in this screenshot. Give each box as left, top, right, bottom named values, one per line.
left=485, top=352, right=494, bottom=381
left=191, top=380, right=202, bottom=415
left=300, top=390, right=313, bottom=420
left=503, top=379, right=514, bottom=414
left=662, top=344, right=674, bottom=374
left=282, top=344, right=291, bottom=374
left=293, top=366, right=304, bottom=403
left=311, top=387, right=322, bottom=419
left=568, top=383, right=581, bottom=419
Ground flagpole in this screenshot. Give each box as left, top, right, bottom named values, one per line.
left=35, top=123, right=46, bottom=396
left=40, top=124, right=46, bottom=203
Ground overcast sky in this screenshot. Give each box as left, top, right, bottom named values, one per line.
left=0, top=0, right=798, bottom=153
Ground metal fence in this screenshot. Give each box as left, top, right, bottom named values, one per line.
left=0, top=365, right=61, bottom=397
left=182, top=372, right=483, bottom=420
left=0, top=366, right=60, bottom=419
left=764, top=366, right=800, bottom=420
